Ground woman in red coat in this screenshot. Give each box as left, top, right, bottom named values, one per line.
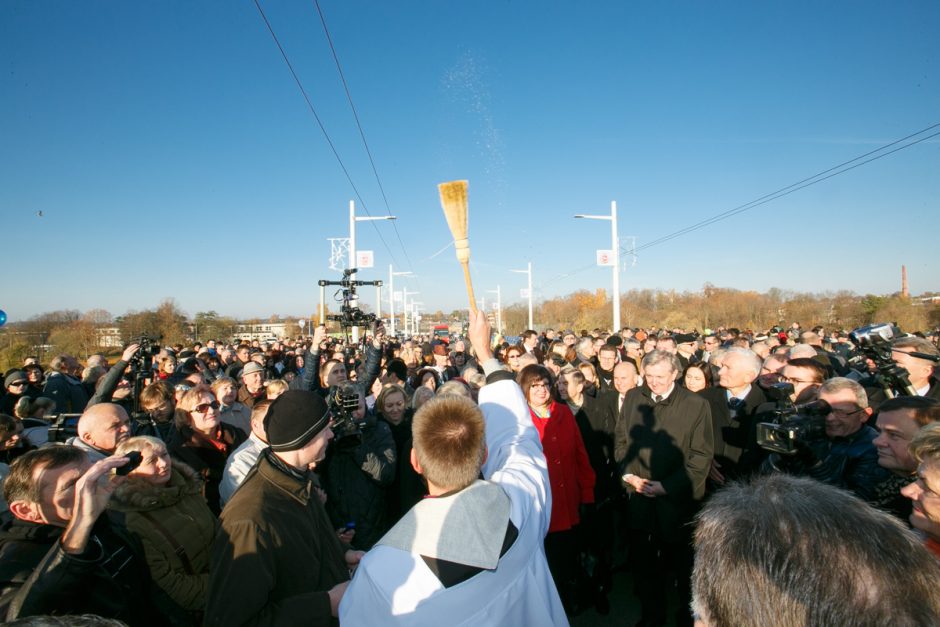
left=520, top=364, right=595, bottom=615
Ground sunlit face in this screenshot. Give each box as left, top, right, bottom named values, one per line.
left=323, top=361, right=346, bottom=388
left=527, top=378, right=552, bottom=409
left=558, top=373, right=584, bottom=401
left=382, top=391, right=406, bottom=425
left=704, top=337, right=720, bottom=352
left=189, top=395, right=220, bottom=434
left=818, top=388, right=869, bottom=439
left=26, top=368, right=42, bottom=384
left=420, top=372, right=437, bottom=391
left=892, top=347, right=934, bottom=386
left=242, top=371, right=263, bottom=391
left=644, top=361, right=676, bottom=397
left=901, top=461, right=940, bottom=540
left=161, top=359, right=176, bottom=374
left=34, top=460, right=90, bottom=527
left=873, top=409, right=921, bottom=473
left=598, top=350, right=618, bottom=371
left=613, top=363, right=637, bottom=395
left=130, top=446, right=172, bottom=486
left=718, top=354, right=755, bottom=391
left=87, top=409, right=132, bottom=452
left=506, top=350, right=522, bottom=371
left=684, top=367, right=707, bottom=392
left=215, top=382, right=237, bottom=406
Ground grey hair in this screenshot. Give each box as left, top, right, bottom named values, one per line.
left=641, top=349, right=681, bottom=374
left=818, top=377, right=869, bottom=409
left=723, top=348, right=762, bottom=378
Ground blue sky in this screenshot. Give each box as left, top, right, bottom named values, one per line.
left=2, top=1, right=938, bottom=323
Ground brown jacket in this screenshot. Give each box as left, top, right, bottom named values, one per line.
left=205, top=452, right=349, bottom=627
left=110, top=462, right=217, bottom=611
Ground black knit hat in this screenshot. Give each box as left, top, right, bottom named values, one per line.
left=264, top=390, right=331, bottom=452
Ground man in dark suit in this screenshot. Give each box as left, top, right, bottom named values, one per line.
left=700, top=348, right=768, bottom=487
left=615, top=351, right=713, bottom=627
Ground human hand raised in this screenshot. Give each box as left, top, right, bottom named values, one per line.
left=467, top=310, right=493, bottom=362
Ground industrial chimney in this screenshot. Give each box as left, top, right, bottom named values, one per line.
left=901, top=265, right=909, bottom=298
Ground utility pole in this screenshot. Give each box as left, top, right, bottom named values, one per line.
left=487, top=286, right=502, bottom=335
left=388, top=265, right=412, bottom=337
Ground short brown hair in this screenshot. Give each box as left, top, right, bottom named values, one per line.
left=139, top=381, right=173, bottom=409
left=4, top=446, right=87, bottom=505
left=412, top=396, right=485, bottom=491
left=879, top=396, right=940, bottom=427
left=518, top=364, right=554, bottom=402
left=910, top=422, right=940, bottom=466
left=785, top=357, right=827, bottom=384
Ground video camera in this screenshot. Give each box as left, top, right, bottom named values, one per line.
left=318, top=268, right=383, bottom=331
left=848, top=323, right=918, bottom=398
left=127, top=335, right=162, bottom=374
left=47, top=413, right=82, bottom=444
left=327, top=382, right=366, bottom=447
left=755, top=382, right=831, bottom=456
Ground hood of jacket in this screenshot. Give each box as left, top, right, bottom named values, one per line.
left=110, top=461, right=204, bottom=512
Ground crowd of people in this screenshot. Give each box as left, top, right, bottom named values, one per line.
left=0, top=316, right=939, bottom=625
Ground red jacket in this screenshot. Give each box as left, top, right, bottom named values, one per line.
left=529, top=401, right=595, bottom=532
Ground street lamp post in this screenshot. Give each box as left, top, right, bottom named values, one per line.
left=348, top=200, right=396, bottom=341
left=511, top=262, right=533, bottom=330
left=402, top=289, right=418, bottom=338
left=411, top=302, right=424, bottom=336
left=388, top=265, right=412, bottom=337
left=575, top=201, right=620, bottom=333
left=487, top=286, right=502, bottom=335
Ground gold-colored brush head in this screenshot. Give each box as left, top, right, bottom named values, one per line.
left=438, top=180, right=469, bottom=239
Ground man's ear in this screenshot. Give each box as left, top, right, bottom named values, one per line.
left=410, top=448, right=422, bottom=476
left=79, top=430, right=96, bottom=447
left=9, top=500, right=44, bottom=524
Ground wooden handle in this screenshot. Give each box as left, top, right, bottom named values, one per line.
left=462, top=262, right=478, bottom=314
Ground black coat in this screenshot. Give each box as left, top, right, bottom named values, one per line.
left=0, top=515, right=183, bottom=625
left=700, top=384, right=768, bottom=480
left=614, top=385, right=714, bottom=541
left=571, top=391, right=620, bottom=503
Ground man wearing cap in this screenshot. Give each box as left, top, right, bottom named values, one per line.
left=237, top=362, right=266, bottom=409
left=430, top=343, right=458, bottom=382
left=1, top=372, right=31, bottom=416
left=206, top=389, right=360, bottom=626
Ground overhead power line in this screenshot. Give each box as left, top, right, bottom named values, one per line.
left=252, top=0, right=402, bottom=269
left=537, top=122, right=940, bottom=290
left=312, top=0, right=418, bottom=280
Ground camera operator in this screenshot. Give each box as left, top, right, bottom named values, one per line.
left=0, top=448, right=183, bottom=623
left=135, top=381, right=176, bottom=441
left=85, top=343, right=141, bottom=413
left=321, top=384, right=397, bottom=551
left=763, top=377, right=896, bottom=510
left=891, top=337, right=940, bottom=399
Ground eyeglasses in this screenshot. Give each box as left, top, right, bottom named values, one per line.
left=829, top=407, right=864, bottom=419
left=778, top=375, right=815, bottom=384
left=529, top=382, right=550, bottom=390
left=8, top=381, right=27, bottom=388
left=507, top=354, right=521, bottom=359
left=193, top=400, right=221, bottom=413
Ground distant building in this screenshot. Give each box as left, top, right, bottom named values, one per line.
left=233, top=322, right=290, bottom=342
left=96, top=326, right=123, bottom=348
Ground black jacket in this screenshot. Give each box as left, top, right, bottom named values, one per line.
left=321, top=411, right=396, bottom=550
left=571, top=391, right=620, bottom=503
left=0, top=515, right=181, bottom=625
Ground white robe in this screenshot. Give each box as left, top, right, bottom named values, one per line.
left=339, top=377, right=568, bottom=626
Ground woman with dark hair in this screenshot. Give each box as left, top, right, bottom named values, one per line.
left=501, top=344, right=526, bottom=375
left=166, top=384, right=246, bottom=515
left=683, top=362, right=713, bottom=393
left=520, top=364, right=595, bottom=615
left=410, top=367, right=441, bottom=393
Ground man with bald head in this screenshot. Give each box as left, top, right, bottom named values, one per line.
left=67, top=403, right=131, bottom=461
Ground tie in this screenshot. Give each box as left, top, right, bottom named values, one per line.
left=654, top=395, right=663, bottom=403
left=728, top=398, right=745, bottom=412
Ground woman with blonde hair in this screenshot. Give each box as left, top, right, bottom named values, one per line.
left=112, top=435, right=216, bottom=621
left=165, top=384, right=246, bottom=515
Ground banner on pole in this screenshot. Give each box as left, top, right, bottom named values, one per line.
left=356, top=250, right=374, bottom=268
left=596, top=249, right=615, bottom=266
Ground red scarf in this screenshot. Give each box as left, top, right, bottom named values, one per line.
left=192, top=427, right=229, bottom=455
